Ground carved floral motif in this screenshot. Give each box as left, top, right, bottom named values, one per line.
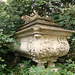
left=25, top=35, right=69, bottom=63
left=27, top=36, right=35, bottom=57
left=21, top=10, right=40, bottom=23
left=21, top=10, right=50, bottom=23
left=57, top=36, right=69, bottom=56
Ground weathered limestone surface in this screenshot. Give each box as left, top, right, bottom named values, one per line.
left=14, top=12, right=75, bottom=68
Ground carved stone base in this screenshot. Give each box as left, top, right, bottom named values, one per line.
left=37, top=62, right=44, bottom=67
left=48, top=62, right=55, bottom=68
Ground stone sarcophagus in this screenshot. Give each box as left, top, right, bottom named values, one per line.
left=14, top=11, right=75, bottom=68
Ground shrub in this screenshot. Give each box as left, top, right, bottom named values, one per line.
left=29, top=66, right=60, bottom=75
left=29, top=59, right=75, bottom=75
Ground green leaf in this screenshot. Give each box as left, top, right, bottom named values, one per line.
left=0, top=29, right=3, bottom=31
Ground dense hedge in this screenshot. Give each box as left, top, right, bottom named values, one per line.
left=0, top=0, right=75, bottom=74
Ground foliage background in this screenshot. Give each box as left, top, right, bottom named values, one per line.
left=0, top=0, right=75, bottom=74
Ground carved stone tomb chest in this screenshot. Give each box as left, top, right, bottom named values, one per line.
left=14, top=17, right=75, bottom=68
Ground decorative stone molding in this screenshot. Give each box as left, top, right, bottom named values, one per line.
left=14, top=15, right=75, bottom=68
left=21, top=10, right=50, bottom=24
